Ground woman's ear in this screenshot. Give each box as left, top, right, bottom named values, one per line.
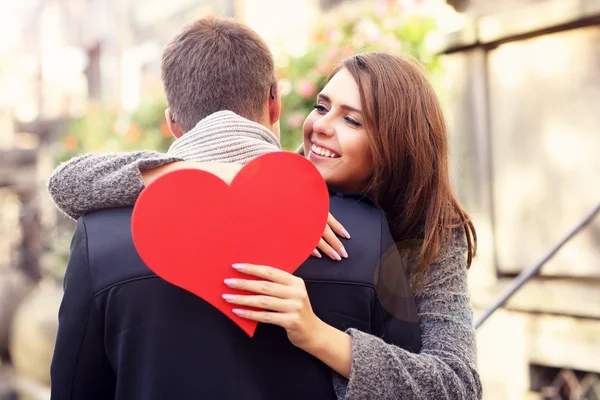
left=165, top=108, right=183, bottom=139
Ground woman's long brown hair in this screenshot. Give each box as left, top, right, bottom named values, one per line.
left=331, top=53, right=477, bottom=271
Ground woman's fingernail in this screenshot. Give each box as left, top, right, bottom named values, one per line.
left=342, top=229, right=351, bottom=239
left=232, top=263, right=245, bottom=270
left=222, top=294, right=235, bottom=301
left=232, top=309, right=244, bottom=316
left=339, top=246, right=348, bottom=258
left=331, top=250, right=342, bottom=261
left=224, top=279, right=237, bottom=287
left=312, top=249, right=322, bottom=258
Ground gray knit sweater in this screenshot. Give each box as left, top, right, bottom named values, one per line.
left=48, top=111, right=482, bottom=399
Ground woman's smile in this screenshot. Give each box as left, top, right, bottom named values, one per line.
left=309, top=141, right=341, bottom=160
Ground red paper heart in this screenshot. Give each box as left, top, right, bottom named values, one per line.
left=131, top=152, right=329, bottom=337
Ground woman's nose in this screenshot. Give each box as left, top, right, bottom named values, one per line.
left=313, top=117, right=335, bottom=137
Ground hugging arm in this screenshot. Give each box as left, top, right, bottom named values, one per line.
left=332, top=230, right=482, bottom=400
left=47, top=151, right=252, bottom=220
left=47, top=151, right=349, bottom=259
left=47, top=151, right=182, bottom=219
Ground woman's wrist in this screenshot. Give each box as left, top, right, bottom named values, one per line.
left=299, top=318, right=329, bottom=354
left=302, top=319, right=353, bottom=378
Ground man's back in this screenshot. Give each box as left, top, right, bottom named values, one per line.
left=50, top=193, right=419, bottom=400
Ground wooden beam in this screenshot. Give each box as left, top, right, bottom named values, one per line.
left=472, top=278, right=600, bottom=319
left=14, top=119, right=69, bottom=143
left=527, top=314, right=600, bottom=374
left=0, top=149, right=37, bottom=190
left=0, top=149, right=37, bottom=167
left=478, top=0, right=600, bottom=44
left=439, top=0, right=600, bottom=53
left=476, top=309, right=600, bottom=395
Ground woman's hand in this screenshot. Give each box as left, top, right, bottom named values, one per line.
left=223, top=263, right=325, bottom=351
left=312, top=213, right=351, bottom=261
left=223, top=263, right=354, bottom=378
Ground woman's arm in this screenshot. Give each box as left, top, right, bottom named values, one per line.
left=220, top=229, right=480, bottom=399
left=331, top=230, right=482, bottom=400
left=47, top=151, right=244, bottom=220
left=47, top=151, right=183, bottom=220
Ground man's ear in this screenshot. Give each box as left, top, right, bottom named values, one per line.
left=165, top=109, right=183, bottom=139
left=268, top=83, right=282, bottom=129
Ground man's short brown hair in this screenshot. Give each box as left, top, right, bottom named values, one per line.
left=161, top=16, right=276, bottom=132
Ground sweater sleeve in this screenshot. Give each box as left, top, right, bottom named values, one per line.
left=332, top=230, right=482, bottom=400
left=47, top=151, right=182, bottom=220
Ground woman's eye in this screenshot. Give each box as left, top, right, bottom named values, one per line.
left=344, top=116, right=362, bottom=127
left=313, top=104, right=328, bottom=113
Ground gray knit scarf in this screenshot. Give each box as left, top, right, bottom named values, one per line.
left=168, top=111, right=282, bottom=164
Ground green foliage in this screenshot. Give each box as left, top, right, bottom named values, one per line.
left=277, top=1, right=440, bottom=150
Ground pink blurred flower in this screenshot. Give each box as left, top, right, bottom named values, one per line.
left=315, top=62, right=331, bottom=77
left=341, top=45, right=354, bottom=59
left=355, top=19, right=382, bottom=44
left=398, top=0, right=419, bottom=9
left=374, top=0, right=389, bottom=16
left=351, top=34, right=366, bottom=50
left=382, top=33, right=402, bottom=54
left=287, top=112, right=305, bottom=129
left=326, top=46, right=340, bottom=62
left=295, top=79, right=317, bottom=99
left=326, top=30, right=343, bottom=43
left=363, top=22, right=382, bottom=43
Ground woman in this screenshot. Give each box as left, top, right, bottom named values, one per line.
left=48, top=53, right=481, bottom=399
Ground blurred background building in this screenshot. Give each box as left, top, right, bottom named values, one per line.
left=0, top=0, right=598, bottom=399
left=438, top=1, right=600, bottom=398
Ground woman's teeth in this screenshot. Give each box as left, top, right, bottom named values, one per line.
left=311, top=144, right=339, bottom=158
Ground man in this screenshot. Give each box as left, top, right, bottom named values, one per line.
left=49, top=16, right=420, bottom=400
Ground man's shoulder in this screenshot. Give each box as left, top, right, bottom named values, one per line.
left=327, top=191, right=388, bottom=248
left=79, top=207, right=136, bottom=252
left=79, top=207, right=154, bottom=294
left=328, top=191, right=383, bottom=221
left=80, top=206, right=134, bottom=226
left=78, top=207, right=135, bottom=255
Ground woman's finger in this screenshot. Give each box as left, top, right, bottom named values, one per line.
left=231, top=263, right=299, bottom=285
left=323, top=225, right=348, bottom=259
left=327, top=213, right=351, bottom=239
left=311, top=249, right=322, bottom=258
left=317, top=238, right=342, bottom=261
left=224, top=278, right=299, bottom=299
left=231, top=308, right=290, bottom=327
left=222, top=294, right=301, bottom=313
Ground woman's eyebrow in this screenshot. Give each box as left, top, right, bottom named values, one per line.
left=318, top=93, right=362, bottom=114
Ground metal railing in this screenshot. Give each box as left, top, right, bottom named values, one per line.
left=474, top=202, right=600, bottom=329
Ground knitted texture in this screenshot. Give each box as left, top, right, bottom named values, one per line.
left=168, top=110, right=281, bottom=162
